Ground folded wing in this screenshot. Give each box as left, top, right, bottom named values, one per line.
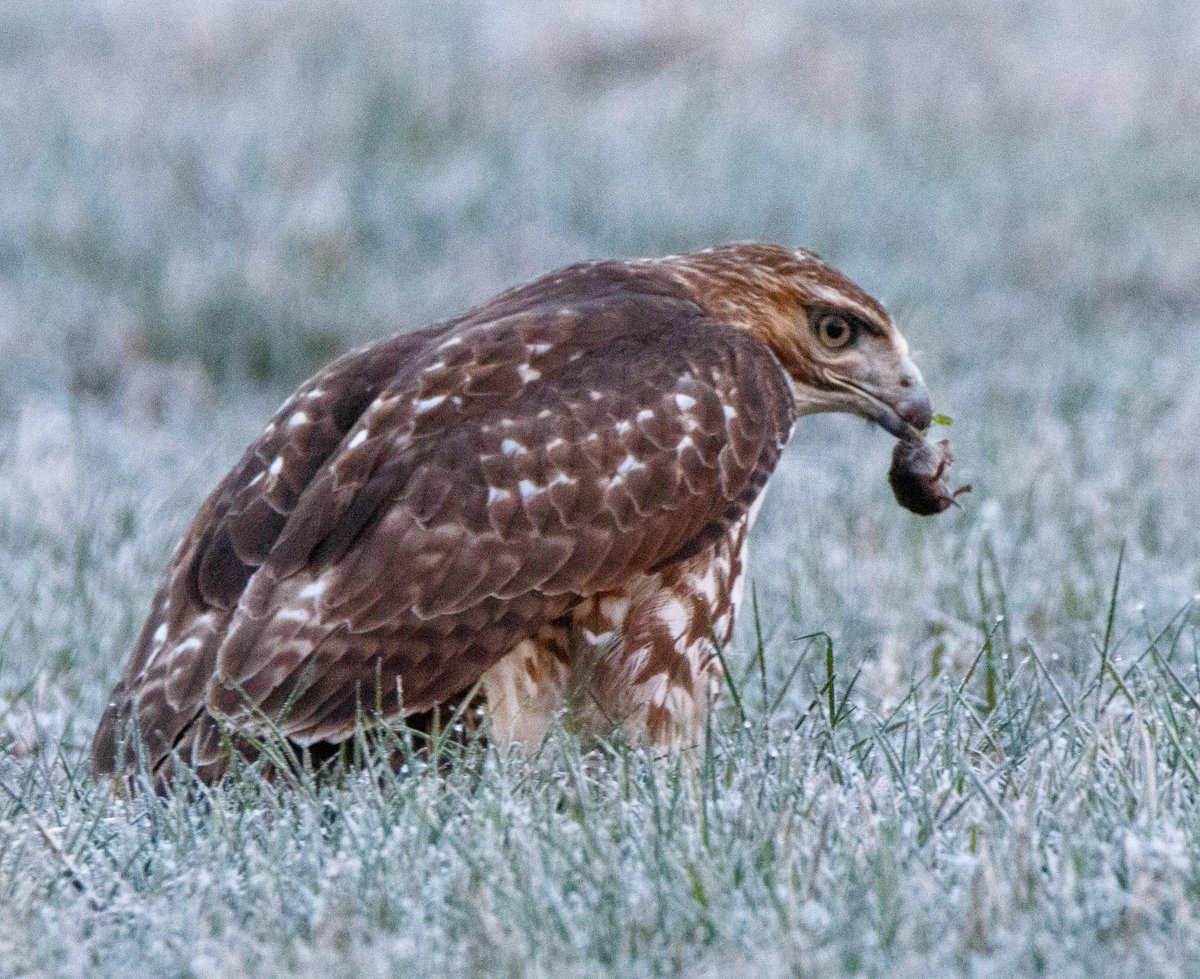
left=91, top=264, right=796, bottom=781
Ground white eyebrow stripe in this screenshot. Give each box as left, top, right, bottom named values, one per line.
left=805, top=285, right=881, bottom=325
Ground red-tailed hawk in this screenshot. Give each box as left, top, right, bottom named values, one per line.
left=92, top=243, right=942, bottom=787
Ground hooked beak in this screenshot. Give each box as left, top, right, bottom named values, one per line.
left=877, top=378, right=932, bottom=437
left=825, top=358, right=932, bottom=438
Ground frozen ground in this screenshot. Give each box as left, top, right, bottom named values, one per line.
left=3, top=0, right=1200, bottom=975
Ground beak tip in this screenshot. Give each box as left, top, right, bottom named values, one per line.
left=894, top=387, right=933, bottom=434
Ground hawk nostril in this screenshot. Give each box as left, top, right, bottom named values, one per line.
left=899, top=376, right=913, bottom=389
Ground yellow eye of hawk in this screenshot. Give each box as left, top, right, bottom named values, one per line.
left=815, top=312, right=856, bottom=349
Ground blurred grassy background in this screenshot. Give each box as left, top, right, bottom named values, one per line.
left=3, top=1, right=1200, bottom=974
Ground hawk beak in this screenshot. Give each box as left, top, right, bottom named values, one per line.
left=865, top=393, right=928, bottom=438
left=825, top=358, right=932, bottom=438
left=871, top=355, right=931, bottom=437
left=886, top=380, right=932, bottom=436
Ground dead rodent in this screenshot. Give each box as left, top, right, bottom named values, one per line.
left=889, top=434, right=971, bottom=515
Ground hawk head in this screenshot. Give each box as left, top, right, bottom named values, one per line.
left=664, top=243, right=932, bottom=437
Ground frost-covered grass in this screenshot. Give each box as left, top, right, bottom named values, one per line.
left=4, top=0, right=1200, bottom=975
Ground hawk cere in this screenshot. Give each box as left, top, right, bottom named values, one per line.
left=92, top=243, right=957, bottom=787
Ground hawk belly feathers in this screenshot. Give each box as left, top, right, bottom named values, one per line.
left=92, top=242, right=950, bottom=788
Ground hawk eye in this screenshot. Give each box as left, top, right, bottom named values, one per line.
left=815, top=312, right=856, bottom=349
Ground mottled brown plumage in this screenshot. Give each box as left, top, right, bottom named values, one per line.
left=92, top=243, right=943, bottom=787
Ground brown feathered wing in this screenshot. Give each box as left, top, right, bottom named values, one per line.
left=91, top=263, right=796, bottom=781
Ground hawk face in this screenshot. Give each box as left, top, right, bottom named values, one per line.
left=789, top=299, right=932, bottom=438
left=665, top=242, right=932, bottom=438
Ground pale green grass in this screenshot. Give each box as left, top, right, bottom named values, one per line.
left=3, top=0, right=1200, bottom=975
